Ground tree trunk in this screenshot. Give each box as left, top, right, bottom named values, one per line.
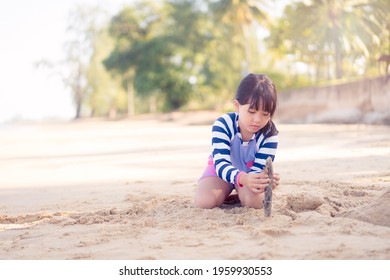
left=335, top=40, right=343, bottom=79
left=127, top=80, right=135, bottom=117
left=149, top=94, right=157, bottom=113
left=241, top=24, right=251, bottom=75
left=75, top=97, right=81, bottom=119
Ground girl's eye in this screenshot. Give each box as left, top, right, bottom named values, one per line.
left=248, top=110, right=256, bottom=114
left=263, top=112, right=270, bottom=116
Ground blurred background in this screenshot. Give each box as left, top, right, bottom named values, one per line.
left=1, top=0, right=389, bottom=124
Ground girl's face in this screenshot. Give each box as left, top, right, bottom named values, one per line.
left=234, top=100, right=271, bottom=141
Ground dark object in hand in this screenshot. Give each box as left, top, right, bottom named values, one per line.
left=263, top=157, right=273, bottom=217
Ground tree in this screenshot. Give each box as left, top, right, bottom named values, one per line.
left=104, top=1, right=162, bottom=112
left=36, top=5, right=105, bottom=119
left=268, top=0, right=389, bottom=81
left=209, top=0, right=270, bottom=74
left=62, top=5, right=106, bottom=118
left=86, top=27, right=127, bottom=118
left=104, top=0, right=211, bottom=111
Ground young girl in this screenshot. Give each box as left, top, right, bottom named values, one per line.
left=195, top=73, right=280, bottom=209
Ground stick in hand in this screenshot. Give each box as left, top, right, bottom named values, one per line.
left=263, top=156, right=273, bottom=217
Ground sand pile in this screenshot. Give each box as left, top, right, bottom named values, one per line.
left=340, top=189, right=390, bottom=227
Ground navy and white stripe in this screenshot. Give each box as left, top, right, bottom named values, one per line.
left=211, top=112, right=278, bottom=185
left=251, top=133, right=278, bottom=172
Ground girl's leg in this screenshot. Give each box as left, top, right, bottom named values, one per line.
left=195, top=177, right=231, bottom=209
left=236, top=186, right=265, bottom=209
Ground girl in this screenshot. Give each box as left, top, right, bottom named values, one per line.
left=195, top=73, right=280, bottom=209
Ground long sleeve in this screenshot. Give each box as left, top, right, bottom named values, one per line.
left=211, top=113, right=240, bottom=184
left=210, top=113, right=279, bottom=184
left=251, top=134, right=278, bottom=173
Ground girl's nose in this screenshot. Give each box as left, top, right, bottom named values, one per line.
left=254, top=114, right=262, bottom=122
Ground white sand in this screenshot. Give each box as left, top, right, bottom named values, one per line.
left=0, top=113, right=389, bottom=259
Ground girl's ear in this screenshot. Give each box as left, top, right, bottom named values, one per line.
left=233, top=99, right=240, bottom=112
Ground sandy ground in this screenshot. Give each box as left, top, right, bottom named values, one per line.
left=0, top=113, right=389, bottom=260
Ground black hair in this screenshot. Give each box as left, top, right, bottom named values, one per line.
left=235, top=73, right=278, bottom=136
left=235, top=73, right=277, bottom=116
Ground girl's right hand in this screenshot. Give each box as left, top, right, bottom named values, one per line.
left=239, top=172, right=270, bottom=193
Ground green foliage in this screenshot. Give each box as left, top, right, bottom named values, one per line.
left=265, top=71, right=312, bottom=92
left=74, top=0, right=390, bottom=116
left=86, top=27, right=128, bottom=117
left=104, top=1, right=196, bottom=110
left=266, top=0, right=390, bottom=81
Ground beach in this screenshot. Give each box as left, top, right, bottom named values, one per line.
left=0, top=113, right=389, bottom=260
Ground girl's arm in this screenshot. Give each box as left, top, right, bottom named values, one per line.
left=251, top=134, right=279, bottom=173
left=211, top=114, right=241, bottom=185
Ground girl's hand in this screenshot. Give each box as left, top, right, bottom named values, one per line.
left=272, top=172, right=280, bottom=190
left=239, top=172, right=280, bottom=193
left=239, top=172, right=270, bottom=193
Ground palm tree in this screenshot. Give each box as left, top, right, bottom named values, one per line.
left=210, top=0, right=270, bottom=74
left=269, top=0, right=389, bottom=80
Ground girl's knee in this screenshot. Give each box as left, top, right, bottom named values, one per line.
left=195, top=178, right=230, bottom=209
left=194, top=193, right=222, bottom=209
left=239, top=194, right=264, bottom=209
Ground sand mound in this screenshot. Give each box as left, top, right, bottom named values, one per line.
left=340, top=189, right=390, bottom=227
left=286, top=192, right=324, bottom=212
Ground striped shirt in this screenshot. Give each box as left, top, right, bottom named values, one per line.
left=211, top=112, right=278, bottom=185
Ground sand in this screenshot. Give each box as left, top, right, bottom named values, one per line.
left=0, top=113, right=389, bottom=260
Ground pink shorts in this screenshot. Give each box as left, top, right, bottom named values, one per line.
left=199, top=156, right=235, bottom=192
left=199, top=156, right=217, bottom=179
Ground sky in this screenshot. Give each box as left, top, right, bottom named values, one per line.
left=0, top=0, right=131, bottom=124
left=0, top=0, right=287, bottom=124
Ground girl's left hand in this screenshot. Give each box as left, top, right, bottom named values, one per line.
left=272, top=172, right=280, bottom=190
